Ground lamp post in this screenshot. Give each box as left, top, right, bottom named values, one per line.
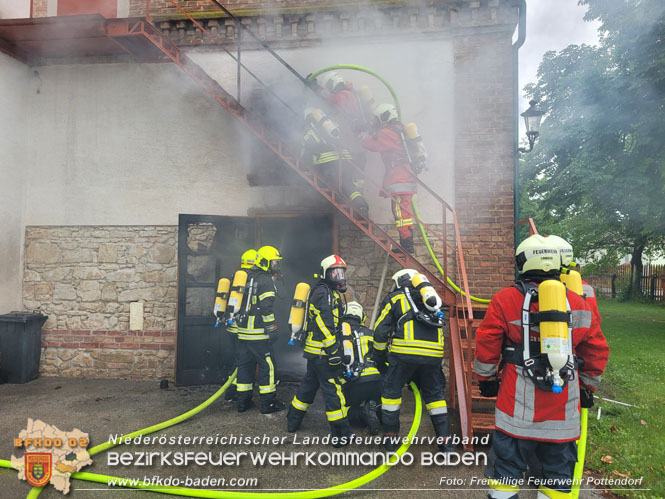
left=518, top=99, right=544, bottom=153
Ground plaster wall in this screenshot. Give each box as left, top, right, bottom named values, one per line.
left=0, top=52, right=31, bottom=312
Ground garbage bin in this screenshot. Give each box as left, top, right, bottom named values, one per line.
left=0, top=312, right=48, bottom=383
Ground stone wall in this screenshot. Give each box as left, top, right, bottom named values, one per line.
left=23, top=226, right=177, bottom=380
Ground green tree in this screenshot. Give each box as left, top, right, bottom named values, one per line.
left=521, top=0, right=665, bottom=299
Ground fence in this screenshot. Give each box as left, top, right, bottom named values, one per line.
left=585, top=264, right=665, bottom=301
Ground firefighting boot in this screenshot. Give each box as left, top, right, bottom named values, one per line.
left=330, top=420, right=352, bottom=448
left=432, top=414, right=456, bottom=454
left=352, top=196, right=370, bottom=217
left=347, top=405, right=364, bottom=427
left=287, top=405, right=306, bottom=432
left=224, top=383, right=238, bottom=401
left=364, top=400, right=381, bottom=436
left=261, top=399, right=285, bottom=414
left=400, top=234, right=415, bottom=254
left=383, top=432, right=400, bottom=452
left=237, top=392, right=254, bottom=413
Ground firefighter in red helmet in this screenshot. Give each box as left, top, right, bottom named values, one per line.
left=474, top=234, right=609, bottom=499
left=286, top=254, right=353, bottom=447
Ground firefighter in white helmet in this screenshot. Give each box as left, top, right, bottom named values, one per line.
left=234, top=245, right=286, bottom=414
left=373, top=268, right=453, bottom=453
left=362, top=104, right=417, bottom=253
left=474, top=234, right=609, bottom=499
left=339, top=301, right=383, bottom=435
left=287, top=254, right=353, bottom=447
left=302, top=107, right=369, bottom=215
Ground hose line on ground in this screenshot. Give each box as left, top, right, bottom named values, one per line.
left=311, top=64, right=491, bottom=304
left=571, top=407, right=588, bottom=499
left=1, top=383, right=422, bottom=499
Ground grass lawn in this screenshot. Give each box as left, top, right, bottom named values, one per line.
left=586, top=298, right=665, bottom=497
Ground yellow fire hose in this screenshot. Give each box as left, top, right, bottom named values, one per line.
left=571, top=407, right=588, bottom=499
left=309, top=65, right=490, bottom=304
left=0, top=376, right=422, bottom=498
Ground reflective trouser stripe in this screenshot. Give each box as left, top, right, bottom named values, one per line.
left=291, top=396, right=310, bottom=412
left=488, top=479, right=519, bottom=499
left=325, top=378, right=348, bottom=421
left=260, top=356, right=276, bottom=394
left=426, top=400, right=448, bottom=415
left=236, top=383, right=253, bottom=392
left=537, top=485, right=571, bottom=499
left=350, top=191, right=363, bottom=200
left=381, top=397, right=401, bottom=412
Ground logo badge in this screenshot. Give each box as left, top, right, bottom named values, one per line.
left=25, top=453, right=52, bottom=487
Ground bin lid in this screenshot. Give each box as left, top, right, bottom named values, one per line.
left=0, top=312, right=48, bottom=323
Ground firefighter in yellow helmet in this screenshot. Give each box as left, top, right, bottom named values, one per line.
left=302, top=107, right=369, bottom=216
left=224, top=249, right=258, bottom=402
left=234, top=245, right=285, bottom=414
left=374, top=268, right=453, bottom=452
left=287, top=254, right=353, bottom=447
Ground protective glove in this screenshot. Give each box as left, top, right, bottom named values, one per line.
left=374, top=353, right=388, bottom=375
left=479, top=379, right=500, bottom=398
left=265, top=322, right=278, bottom=334
left=580, top=388, right=594, bottom=408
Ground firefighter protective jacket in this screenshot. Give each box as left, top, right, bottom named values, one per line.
left=373, top=287, right=444, bottom=364
left=362, top=123, right=416, bottom=195
left=342, top=317, right=382, bottom=383
left=582, top=279, right=602, bottom=325
left=301, top=127, right=352, bottom=167
left=235, top=269, right=277, bottom=341
left=303, top=282, right=343, bottom=359
left=474, top=284, right=609, bottom=442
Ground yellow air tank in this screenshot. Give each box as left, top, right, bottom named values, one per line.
left=405, top=122, right=428, bottom=172
left=412, top=273, right=443, bottom=313
left=227, top=270, right=248, bottom=325
left=560, top=269, right=583, bottom=296
left=539, top=279, right=569, bottom=393
left=288, top=282, right=311, bottom=345
left=341, top=321, right=355, bottom=377
left=213, top=278, right=231, bottom=327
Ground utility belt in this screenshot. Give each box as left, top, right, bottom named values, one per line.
left=502, top=344, right=578, bottom=392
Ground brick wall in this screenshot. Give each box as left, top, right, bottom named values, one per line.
left=23, top=226, right=177, bottom=380
left=453, top=27, right=516, bottom=298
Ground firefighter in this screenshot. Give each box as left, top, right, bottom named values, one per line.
left=474, top=234, right=609, bottom=499
left=318, top=71, right=372, bottom=168
left=361, top=103, right=417, bottom=253
left=339, top=301, right=383, bottom=435
left=373, top=269, right=453, bottom=453
left=302, top=107, right=369, bottom=215
left=286, top=255, right=352, bottom=447
left=225, top=249, right=258, bottom=402
left=235, top=245, right=286, bottom=414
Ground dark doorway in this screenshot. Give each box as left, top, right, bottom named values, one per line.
left=176, top=213, right=333, bottom=385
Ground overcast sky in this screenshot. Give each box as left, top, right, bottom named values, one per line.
left=518, top=0, right=600, bottom=132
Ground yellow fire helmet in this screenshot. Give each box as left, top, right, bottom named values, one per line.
left=240, top=249, right=257, bottom=269
left=255, top=245, right=283, bottom=274
left=515, top=234, right=561, bottom=274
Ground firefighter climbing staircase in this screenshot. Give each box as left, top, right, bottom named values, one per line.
left=0, top=10, right=497, bottom=448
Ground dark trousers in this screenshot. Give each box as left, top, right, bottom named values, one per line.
left=486, top=429, right=577, bottom=497
left=381, top=357, right=450, bottom=445
left=289, top=358, right=349, bottom=427
left=317, top=160, right=368, bottom=211
left=343, top=379, right=382, bottom=408
left=235, top=339, right=276, bottom=405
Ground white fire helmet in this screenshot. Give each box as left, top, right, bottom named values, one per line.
left=545, top=234, right=574, bottom=268
left=392, top=268, right=417, bottom=289
left=374, top=103, right=398, bottom=124
left=515, top=234, right=561, bottom=274
left=319, top=71, right=346, bottom=93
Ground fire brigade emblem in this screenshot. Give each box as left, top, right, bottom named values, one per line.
left=25, top=453, right=52, bottom=487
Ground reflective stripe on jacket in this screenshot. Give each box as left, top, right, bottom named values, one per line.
left=373, top=288, right=444, bottom=364
left=474, top=284, right=609, bottom=442
left=304, top=283, right=343, bottom=358
left=236, top=269, right=276, bottom=341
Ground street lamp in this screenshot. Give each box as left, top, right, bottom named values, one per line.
left=518, top=99, right=545, bottom=153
